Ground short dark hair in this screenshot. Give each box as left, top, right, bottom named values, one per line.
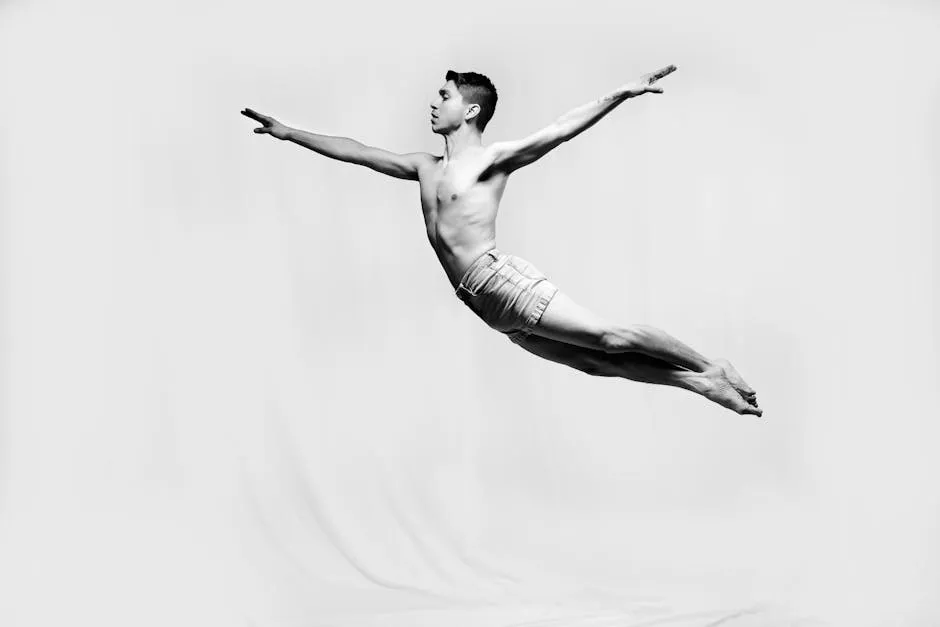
left=445, top=70, right=498, bottom=132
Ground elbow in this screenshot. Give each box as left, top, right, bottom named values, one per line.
left=345, top=142, right=371, bottom=165
left=553, top=122, right=575, bottom=143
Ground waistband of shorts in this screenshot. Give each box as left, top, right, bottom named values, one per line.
left=455, top=247, right=505, bottom=294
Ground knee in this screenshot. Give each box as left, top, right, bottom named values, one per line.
left=599, top=325, right=637, bottom=353
left=578, top=358, right=607, bottom=377
left=579, top=356, right=608, bottom=377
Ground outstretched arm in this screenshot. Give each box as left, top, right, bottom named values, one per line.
left=241, top=108, right=430, bottom=181
left=488, top=65, right=676, bottom=174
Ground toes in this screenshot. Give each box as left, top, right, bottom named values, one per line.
left=730, top=391, right=761, bottom=416
left=705, top=377, right=762, bottom=416
left=740, top=403, right=763, bottom=417
left=732, top=381, right=756, bottom=400
left=735, top=377, right=756, bottom=396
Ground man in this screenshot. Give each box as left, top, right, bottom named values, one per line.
left=241, top=66, right=762, bottom=416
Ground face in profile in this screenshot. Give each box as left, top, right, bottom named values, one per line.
left=429, top=80, right=475, bottom=135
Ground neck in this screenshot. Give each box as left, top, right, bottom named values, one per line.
left=442, top=124, right=482, bottom=164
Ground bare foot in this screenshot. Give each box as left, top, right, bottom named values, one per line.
left=692, top=365, right=763, bottom=417
left=713, top=358, right=759, bottom=407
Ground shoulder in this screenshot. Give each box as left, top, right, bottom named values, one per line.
left=479, top=142, right=514, bottom=176
left=404, top=152, right=438, bottom=173
left=482, top=141, right=517, bottom=166
left=411, top=152, right=439, bottom=165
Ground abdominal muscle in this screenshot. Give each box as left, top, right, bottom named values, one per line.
left=422, top=172, right=508, bottom=290
left=427, top=198, right=501, bottom=290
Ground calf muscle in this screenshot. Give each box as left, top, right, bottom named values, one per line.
left=516, top=334, right=696, bottom=391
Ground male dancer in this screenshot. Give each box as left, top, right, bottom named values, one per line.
left=241, top=66, right=762, bottom=416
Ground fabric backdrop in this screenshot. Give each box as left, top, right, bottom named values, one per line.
left=1, top=0, right=938, bottom=625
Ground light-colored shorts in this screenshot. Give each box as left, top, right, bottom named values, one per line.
left=454, top=248, right=559, bottom=344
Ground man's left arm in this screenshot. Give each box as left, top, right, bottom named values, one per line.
left=488, top=64, right=676, bottom=174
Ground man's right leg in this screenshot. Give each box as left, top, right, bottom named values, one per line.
left=528, top=290, right=760, bottom=412
left=511, top=333, right=761, bottom=416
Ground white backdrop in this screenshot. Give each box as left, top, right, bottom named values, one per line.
left=1, top=0, right=938, bottom=625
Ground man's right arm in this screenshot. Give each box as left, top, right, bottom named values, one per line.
left=285, top=128, right=429, bottom=181
left=241, top=108, right=429, bottom=181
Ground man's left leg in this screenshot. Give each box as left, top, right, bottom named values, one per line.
left=511, top=333, right=761, bottom=416
left=511, top=332, right=697, bottom=391
left=531, top=290, right=759, bottom=410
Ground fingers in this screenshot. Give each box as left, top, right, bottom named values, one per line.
left=649, top=64, right=677, bottom=83
left=635, top=64, right=675, bottom=94
left=241, top=108, right=269, bottom=123
left=243, top=108, right=275, bottom=135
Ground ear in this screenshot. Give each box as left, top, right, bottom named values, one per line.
left=465, top=103, right=481, bottom=122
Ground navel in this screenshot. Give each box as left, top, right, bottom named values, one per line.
left=450, top=193, right=458, bottom=200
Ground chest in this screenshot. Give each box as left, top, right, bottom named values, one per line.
left=436, top=161, right=485, bottom=199
left=422, top=158, right=497, bottom=206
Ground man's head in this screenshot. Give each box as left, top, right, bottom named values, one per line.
left=430, top=70, right=498, bottom=135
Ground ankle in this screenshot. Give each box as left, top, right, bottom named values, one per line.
left=675, top=370, right=709, bottom=395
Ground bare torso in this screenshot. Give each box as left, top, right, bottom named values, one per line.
left=416, top=146, right=510, bottom=289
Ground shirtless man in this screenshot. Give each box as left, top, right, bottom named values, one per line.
left=241, top=66, right=762, bottom=417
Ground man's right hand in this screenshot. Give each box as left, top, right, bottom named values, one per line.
left=241, top=108, right=291, bottom=140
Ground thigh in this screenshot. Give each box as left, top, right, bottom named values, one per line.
left=528, top=289, right=614, bottom=351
